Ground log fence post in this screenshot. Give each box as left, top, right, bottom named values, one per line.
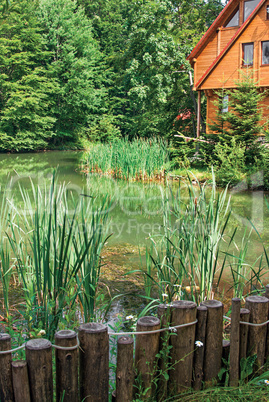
left=168, top=300, right=197, bottom=394
left=134, top=316, right=160, bottom=400
left=11, top=360, right=31, bottom=402
left=25, top=338, right=53, bottom=402
left=239, top=308, right=250, bottom=363
left=78, top=322, right=109, bottom=402
left=157, top=303, right=171, bottom=401
left=245, top=295, right=269, bottom=368
left=229, top=298, right=241, bottom=387
left=116, top=336, right=134, bottom=402
left=193, top=305, right=207, bottom=391
left=200, top=300, right=223, bottom=386
left=0, top=333, right=14, bottom=402
left=55, top=330, right=78, bottom=402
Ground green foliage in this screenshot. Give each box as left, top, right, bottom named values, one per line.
left=0, top=0, right=57, bottom=150
left=0, top=0, right=224, bottom=149
left=38, top=0, right=109, bottom=144
left=137, top=173, right=231, bottom=304
left=213, top=138, right=246, bottom=187
left=208, top=72, right=268, bottom=165
left=7, top=174, right=110, bottom=339
left=81, top=137, right=171, bottom=180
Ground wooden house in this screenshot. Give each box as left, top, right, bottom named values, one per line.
left=187, top=0, right=269, bottom=136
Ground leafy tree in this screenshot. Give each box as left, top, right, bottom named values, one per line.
left=38, top=0, right=114, bottom=144
left=208, top=72, right=268, bottom=165
left=0, top=0, right=56, bottom=151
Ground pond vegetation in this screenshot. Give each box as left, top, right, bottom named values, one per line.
left=81, top=137, right=170, bottom=181
left=0, top=155, right=269, bottom=399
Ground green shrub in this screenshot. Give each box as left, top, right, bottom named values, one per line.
left=213, top=137, right=246, bottom=187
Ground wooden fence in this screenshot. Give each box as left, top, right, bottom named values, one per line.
left=1, top=293, right=269, bottom=401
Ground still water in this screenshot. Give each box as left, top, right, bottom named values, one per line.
left=0, top=150, right=268, bottom=316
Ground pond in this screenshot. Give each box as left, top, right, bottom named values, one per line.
left=0, top=150, right=268, bottom=320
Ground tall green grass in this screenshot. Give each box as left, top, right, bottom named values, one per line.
left=137, top=171, right=267, bottom=304
left=6, top=174, right=111, bottom=339
left=81, top=137, right=170, bottom=180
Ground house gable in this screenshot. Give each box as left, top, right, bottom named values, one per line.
left=189, top=0, right=269, bottom=90
left=201, top=2, right=269, bottom=90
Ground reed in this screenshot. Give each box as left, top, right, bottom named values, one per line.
left=81, top=137, right=170, bottom=181
left=7, top=174, right=111, bottom=339
left=142, top=172, right=233, bottom=304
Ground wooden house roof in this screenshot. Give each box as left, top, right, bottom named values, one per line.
left=187, top=0, right=267, bottom=90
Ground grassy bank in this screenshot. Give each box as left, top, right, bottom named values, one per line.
left=80, top=138, right=170, bottom=181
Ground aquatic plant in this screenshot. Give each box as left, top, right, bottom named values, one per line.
left=7, top=174, right=111, bottom=339
left=139, top=171, right=233, bottom=304
left=80, top=137, right=170, bottom=181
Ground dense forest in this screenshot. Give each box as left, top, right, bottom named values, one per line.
left=0, top=0, right=223, bottom=151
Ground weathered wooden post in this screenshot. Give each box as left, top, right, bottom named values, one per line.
left=229, top=298, right=241, bottom=387
left=168, top=300, right=197, bottom=395
left=157, top=303, right=171, bottom=401
left=264, top=285, right=269, bottom=361
left=200, top=300, right=223, bottom=385
left=0, top=333, right=14, bottom=402
left=78, top=323, right=109, bottom=402
left=239, top=308, right=250, bottom=362
left=55, top=330, right=78, bottom=402
left=245, top=295, right=269, bottom=368
left=193, top=305, right=207, bottom=391
left=25, top=338, right=53, bottom=402
left=116, top=336, right=134, bottom=402
left=135, top=316, right=160, bottom=399
left=11, top=361, right=31, bottom=402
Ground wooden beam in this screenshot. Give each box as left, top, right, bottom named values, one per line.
left=197, top=91, right=201, bottom=138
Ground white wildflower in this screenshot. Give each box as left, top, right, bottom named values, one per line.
left=195, top=340, right=203, bottom=348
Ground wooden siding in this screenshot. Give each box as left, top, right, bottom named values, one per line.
left=206, top=93, right=269, bottom=133
left=220, top=27, right=238, bottom=52
left=206, top=93, right=219, bottom=134
left=200, top=5, right=269, bottom=90
left=194, top=35, right=218, bottom=86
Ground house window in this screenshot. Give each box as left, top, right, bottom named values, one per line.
left=244, top=0, right=260, bottom=21
left=222, top=95, right=229, bottom=113
left=267, top=5, right=269, bottom=19
left=242, top=43, right=254, bottom=66
left=225, top=7, right=239, bottom=27
left=262, top=41, right=269, bottom=65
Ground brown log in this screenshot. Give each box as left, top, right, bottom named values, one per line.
left=55, top=330, right=78, bottom=402
left=0, top=333, right=14, bottom=402
left=78, top=323, right=109, bottom=402
left=245, top=295, right=269, bottom=368
left=134, top=316, right=160, bottom=400
left=200, top=300, right=223, bottom=385
left=193, top=305, right=207, bottom=391
left=229, top=298, right=241, bottom=387
left=11, top=360, right=31, bottom=402
left=25, top=338, right=53, bottom=402
left=168, top=300, right=197, bottom=395
left=157, top=304, right=171, bottom=401
left=116, top=336, right=134, bottom=402
left=265, top=285, right=269, bottom=361
left=239, top=308, right=250, bottom=363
